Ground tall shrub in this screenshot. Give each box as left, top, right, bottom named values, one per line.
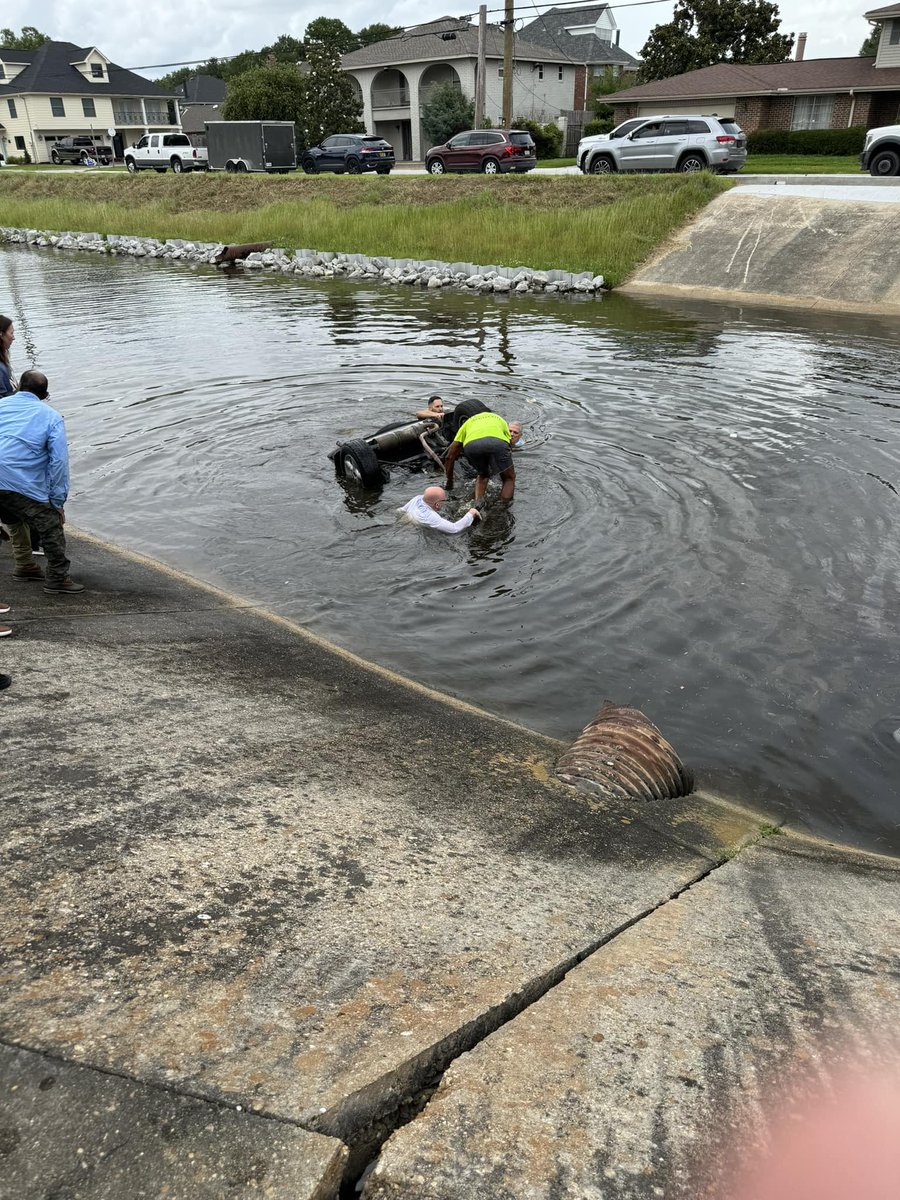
left=421, top=84, right=475, bottom=146
left=513, top=118, right=563, bottom=158
left=747, top=127, right=866, bottom=155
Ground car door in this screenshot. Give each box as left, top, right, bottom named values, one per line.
left=146, top=134, right=162, bottom=165
left=617, top=120, right=663, bottom=171
left=132, top=135, right=150, bottom=166
left=444, top=132, right=478, bottom=171
left=318, top=136, right=344, bottom=170
left=656, top=120, right=689, bottom=169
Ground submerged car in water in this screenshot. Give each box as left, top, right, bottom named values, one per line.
left=330, top=401, right=489, bottom=489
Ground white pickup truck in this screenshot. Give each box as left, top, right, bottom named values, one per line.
left=124, top=132, right=208, bottom=174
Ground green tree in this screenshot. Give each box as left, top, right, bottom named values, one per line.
left=638, top=0, right=794, bottom=82
left=356, top=23, right=404, bottom=48
left=222, top=62, right=306, bottom=126
left=859, top=23, right=882, bottom=55
left=589, top=66, right=638, bottom=121
left=0, top=25, right=51, bottom=49
left=304, top=17, right=359, bottom=54
left=421, top=83, right=474, bottom=146
left=300, top=40, right=364, bottom=147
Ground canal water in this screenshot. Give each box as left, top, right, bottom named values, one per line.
left=2, top=245, right=899, bottom=854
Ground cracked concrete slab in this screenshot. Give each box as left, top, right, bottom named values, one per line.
left=365, top=838, right=900, bottom=1199
left=0, top=1040, right=346, bottom=1199
left=622, top=190, right=900, bottom=315
left=0, top=532, right=762, bottom=1175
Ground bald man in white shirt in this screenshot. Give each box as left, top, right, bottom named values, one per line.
left=399, top=487, right=480, bottom=534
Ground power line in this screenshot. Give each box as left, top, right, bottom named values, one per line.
left=130, top=2, right=668, bottom=74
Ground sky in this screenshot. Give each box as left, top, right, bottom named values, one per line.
left=2, top=0, right=877, bottom=77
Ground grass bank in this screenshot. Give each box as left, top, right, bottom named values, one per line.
left=0, top=171, right=727, bottom=286
left=742, top=155, right=860, bottom=174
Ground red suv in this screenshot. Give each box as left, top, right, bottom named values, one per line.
left=426, top=130, right=536, bottom=175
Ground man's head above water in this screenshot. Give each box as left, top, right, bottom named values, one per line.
left=423, top=486, right=447, bottom=512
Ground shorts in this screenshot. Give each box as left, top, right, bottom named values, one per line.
left=462, top=436, right=513, bottom=477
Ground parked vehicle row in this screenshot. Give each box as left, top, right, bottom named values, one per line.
left=578, top=114, right=748, bottom=175
left=302, top=133, right=395, bottom=175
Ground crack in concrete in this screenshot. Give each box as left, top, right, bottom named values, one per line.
left=324, top=828, right=785, bottom=1195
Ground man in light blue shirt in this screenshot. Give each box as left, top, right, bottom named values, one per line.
left=0, top=370, right=84, bottom=594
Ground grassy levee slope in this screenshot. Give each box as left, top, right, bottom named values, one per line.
left=0, top=172, right=727, bottom=287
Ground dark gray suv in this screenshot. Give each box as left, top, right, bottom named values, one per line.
left=302, top=134, right=394, bottom=175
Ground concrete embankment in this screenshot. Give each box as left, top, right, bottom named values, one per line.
left=1, top=533, right=897, bottom=1198
left=622, top=185, right=900, bottom=316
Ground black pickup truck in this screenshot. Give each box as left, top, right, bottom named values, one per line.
left=50, top=136, right=113, bottom=165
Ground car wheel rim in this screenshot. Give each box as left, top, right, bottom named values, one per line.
left=683, top=159, right=702, bottom=172
left=485, top=162, right=498, bottom=174
left=342, top=457, right=362, bottom=482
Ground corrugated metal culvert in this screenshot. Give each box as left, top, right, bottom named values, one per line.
left=556, top=702, right=694, bottom=801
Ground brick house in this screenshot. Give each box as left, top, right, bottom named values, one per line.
left=0, top=39, right=181, bottom=163
left=607, top=5, right=900, bottom=132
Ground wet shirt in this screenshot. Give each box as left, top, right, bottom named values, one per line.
left=0, top=390, right=70, bottom=507
left=399, top=495, right=475, bottom=534
left=453, top=412, right=510, bottom=447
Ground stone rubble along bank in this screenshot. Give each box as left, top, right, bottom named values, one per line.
left=0, top=226, right=605, bottom=296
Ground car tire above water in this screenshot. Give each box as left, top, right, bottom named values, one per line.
left=337, top=439, right=383, bottom=488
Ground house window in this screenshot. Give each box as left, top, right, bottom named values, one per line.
left=790, top=94, right=834, bottom=130
left=15, top=135, right=26, bottom=150
left=558, top=65, right=563, bottom=80
left=0, top=63, right=5, bottom=79
left=537, top=64, right=544, bottom=80
left=498, top=66, right=503, bottom=77
left=82, top=98, right=96, bottom=117
left=8, top=99, right=16, bottom=118
left=50, top=97, right=65, bottom=117
left=91, top=62, right=104, bottom=77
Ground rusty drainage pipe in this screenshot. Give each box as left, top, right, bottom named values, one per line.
left=556, top=702, right=694, bottom=801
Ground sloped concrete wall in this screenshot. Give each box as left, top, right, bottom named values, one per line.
left=621, top=190, right=900, bottom=316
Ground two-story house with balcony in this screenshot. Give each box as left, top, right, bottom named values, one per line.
left=341, top=16, right=582, bottom=162
left=607, top=5, right=900, bottom=132
left=0, top=39, right=181, bottom=163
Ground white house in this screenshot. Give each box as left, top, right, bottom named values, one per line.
left=0, top=39, right=182, bottom=163
left=341, top=16, right=581, bottom=161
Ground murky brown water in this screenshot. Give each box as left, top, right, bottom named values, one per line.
left=3, top=245, right=899, bottom=854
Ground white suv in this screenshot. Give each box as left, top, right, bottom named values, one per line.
left=580, top=115, right=747, bottom=175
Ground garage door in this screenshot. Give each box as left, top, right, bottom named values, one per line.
left=637, top=99, right=736, bottom=118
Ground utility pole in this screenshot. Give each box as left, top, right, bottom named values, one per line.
left=502, top=0, right=514, bottom=128
left=475, top=4, right=487, bottom=129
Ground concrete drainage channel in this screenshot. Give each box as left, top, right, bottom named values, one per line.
left=0, top=227, right=606, bottom=296
left=316, top=704, right=713, bottom=1194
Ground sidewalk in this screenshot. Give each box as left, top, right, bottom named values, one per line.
left=1, top=531, right=897, bottom=1197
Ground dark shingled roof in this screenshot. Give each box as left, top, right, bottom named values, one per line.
left=0, top=40, right=175, bottom=97
left=864, top=2, right=900, bottom=17
left=610, top=55, right=900, bottom=101
left=179, top=74, right=227, bottom=104
left=342, top=16, right=573, bottom=68
left=179, top=103, right=224, bottom=135
left=519, top=6, right=639, bottom=68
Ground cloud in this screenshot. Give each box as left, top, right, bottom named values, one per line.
left=2, top=0, right=879, bottom=74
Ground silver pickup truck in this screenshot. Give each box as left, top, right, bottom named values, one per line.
left=124, top=132, right=209, bottom=174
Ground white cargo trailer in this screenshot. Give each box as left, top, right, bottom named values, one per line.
left=206, top=121, right=297, bottom=174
